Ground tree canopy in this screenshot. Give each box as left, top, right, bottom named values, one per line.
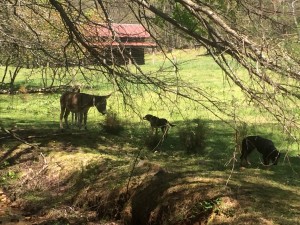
left=0, top=0, right=299, bottom=138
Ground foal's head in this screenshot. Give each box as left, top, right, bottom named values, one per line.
left=95, top=94, right=111, bottom=115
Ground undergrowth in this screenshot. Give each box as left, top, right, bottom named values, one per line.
left=179, top=119, right=210, bottom=154
left=101, top=111, right=124, bottom=135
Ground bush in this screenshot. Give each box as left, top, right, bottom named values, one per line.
left=102, top=111, right=124, bottom=135
left=179, top=119, right=209, bottom=154
left=143, top=133, right=163, bottom=151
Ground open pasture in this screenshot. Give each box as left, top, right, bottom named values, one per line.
left=0, top=49, right=300, bottom=224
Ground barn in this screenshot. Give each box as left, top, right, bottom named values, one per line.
left=86, top=23, right=156, bottom=65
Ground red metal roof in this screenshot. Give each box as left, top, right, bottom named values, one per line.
left=88, top=23, right=151, bottom=38
left=93, top=41, right=157, bottom=48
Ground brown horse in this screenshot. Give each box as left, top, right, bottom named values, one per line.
left=60, top=92, right=111, bottom=130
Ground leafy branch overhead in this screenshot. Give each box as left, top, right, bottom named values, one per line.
left=0, top=0, right=299, bottom=135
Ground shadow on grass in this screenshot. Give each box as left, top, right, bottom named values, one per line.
left=1, top=117, right=298, bottom=172
left=228, top=165, right=300, bottom=225
left=1, top=117, right=300, bottom=224
left=0, top=117, right=256, bottom=175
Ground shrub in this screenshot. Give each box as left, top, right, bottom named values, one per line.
left=102, top=111, right=124, bottom=135
left=144, top=133, right=163, bottom=151
left=179, top=119, right=209, bottom=154
left=18, top=85, right=27, bottom=93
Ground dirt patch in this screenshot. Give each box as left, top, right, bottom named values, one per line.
left=73, top=161, right=224, bottom=225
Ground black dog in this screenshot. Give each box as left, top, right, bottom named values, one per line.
left=240, top=136, right=280, bottom=166
left=143, top=114, right=175, bottom=137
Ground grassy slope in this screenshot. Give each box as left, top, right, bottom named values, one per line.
left=0, top=49, right=300, bottom=224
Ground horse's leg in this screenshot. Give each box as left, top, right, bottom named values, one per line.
left=78, top=113, right=83, bottom=129
left=76, top=113, right=81, bottom=127
left=64, top=109, right=71, bottom=129
left=60, top=105, right=66, bottom=129
left=75, top=113, right=78, bottom=125
left=83, top=112, right=88, bottom=130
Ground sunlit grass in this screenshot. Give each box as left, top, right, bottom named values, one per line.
left=0, top=49, right=299, bottom=155
left=1, top=48, right=300, bottom=225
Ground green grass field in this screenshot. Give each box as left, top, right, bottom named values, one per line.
left=0, top=49, right=300, bottom=224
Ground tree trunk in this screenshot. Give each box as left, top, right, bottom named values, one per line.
left=9, top=64, right=22, bottom=94
left=1, top=57, right=11, bottom=88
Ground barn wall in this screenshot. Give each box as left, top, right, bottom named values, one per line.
left=131, top=48, right=145, bottom=65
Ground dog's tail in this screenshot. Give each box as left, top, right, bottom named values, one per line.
left=169, top=123, right=176, bottom=127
